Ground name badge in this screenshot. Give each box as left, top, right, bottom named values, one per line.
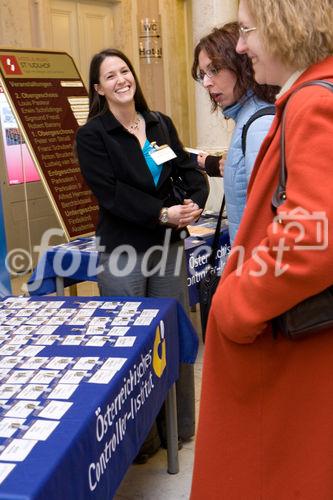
left=149, top=144, right=177, bottom=165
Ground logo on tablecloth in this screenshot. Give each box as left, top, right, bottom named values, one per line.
left=153, top=321, right=166, bottom=378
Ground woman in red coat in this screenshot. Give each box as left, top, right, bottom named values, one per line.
left=191, top=0, right=333, bottom=498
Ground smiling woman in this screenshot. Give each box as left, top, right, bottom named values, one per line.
left=75, top=48, right=209, bottom=462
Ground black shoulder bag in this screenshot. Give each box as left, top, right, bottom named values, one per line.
left=151, top=111, right=188, bottom=204
left=271, top=80, right=333, bottom=340
left=198, top=195, right=226, bottom=342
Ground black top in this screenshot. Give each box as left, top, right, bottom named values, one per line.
left=76, top=110, right=209, bottom=252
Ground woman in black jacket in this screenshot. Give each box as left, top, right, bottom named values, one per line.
left=76, top=48, right=209, bottom=457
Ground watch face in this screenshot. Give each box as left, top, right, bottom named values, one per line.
left=160, top=209, right=168, bottom=224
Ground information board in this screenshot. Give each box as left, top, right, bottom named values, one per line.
left=0, top=50, right=99, bottom=239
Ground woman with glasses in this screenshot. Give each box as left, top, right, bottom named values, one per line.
left=76, top=48, right=208, bottom=461
left=192, top=22, right=278, bottom=244
left=191, top=1, right=333, bottom=499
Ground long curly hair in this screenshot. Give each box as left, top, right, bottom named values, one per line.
left=191, top=22, right=279, bottom=112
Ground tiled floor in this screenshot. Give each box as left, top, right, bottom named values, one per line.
left=11, top=276, right=203, bottom=500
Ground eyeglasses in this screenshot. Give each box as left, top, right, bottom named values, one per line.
left=196, top=66, right=221, bottom=84
left=238, top=26, right=257, bottom=40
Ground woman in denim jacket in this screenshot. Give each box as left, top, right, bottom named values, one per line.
left=192, top=22, right=279, bottom=244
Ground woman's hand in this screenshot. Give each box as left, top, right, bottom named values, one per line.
left=167, top=199, right=202, bottom=228
left=197, top=152, right=208, bottom=169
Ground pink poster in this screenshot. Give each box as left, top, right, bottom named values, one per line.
left=0, top=86, right=40, bottom=185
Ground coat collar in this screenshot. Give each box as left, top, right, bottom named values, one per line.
left=276, top=56, right=333, bottom=109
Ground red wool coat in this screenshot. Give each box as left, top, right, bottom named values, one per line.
left=191, top=56, right=333, bottom=500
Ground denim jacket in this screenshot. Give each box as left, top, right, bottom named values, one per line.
left=223, top=91, right=275, bottom=244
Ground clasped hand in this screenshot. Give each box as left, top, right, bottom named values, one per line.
left=168, top=199, right=202, bottom=228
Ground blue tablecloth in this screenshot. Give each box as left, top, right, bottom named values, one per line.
left=27, top=223, right=230, bottom=307
left=0, top=295, right=197, bottom=499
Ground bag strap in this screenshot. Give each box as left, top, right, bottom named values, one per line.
left=272, top=80, right=333, bottom=211
left=207, top=195, right=226, bottom=268
left=241, top=106, right=275, bottom=155
left=151, top=111, right=170, bottom=144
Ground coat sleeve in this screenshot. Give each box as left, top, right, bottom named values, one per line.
left=76, top=126, right=163, bottom=229
left=212, top=90, right=333, bottom=343
left=160, top=113, right=209, bottom=208
left=244, top=114, right=274, bottom=182
left=205, top=155, right=222, bottom=177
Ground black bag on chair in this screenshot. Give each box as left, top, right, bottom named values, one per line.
left=198, top=195, right=226, bottom=342
left=271, top=80, right=333, bottom=340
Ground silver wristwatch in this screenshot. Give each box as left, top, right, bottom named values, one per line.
left=159, top=207, right=169, bottom=225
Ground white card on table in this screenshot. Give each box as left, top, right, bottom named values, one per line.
left=85, top=326, right=105, bottom=336
left=85, top=337, right=107, bottom=347
left=45, top=357, right=73, bottom=370
left=0, top=385, right=21, bottom=399
left=0, top=417, right=26, bottom=438
left=0, top=438, right=37, bottom=461
left=48, top=384, right=78, bottom=400
left=35, top=325, right=59, bottom=335
left=19, top=346, right=45, bottom=357
left=0, top=463, right=16, bottom=484
left=23, top=419, right=59, bottom=441
left=133, top=316, right=154, bottom=326
left=29, top=370, right=60, bottom=384
left=88, top=369, right=118, bottom=384
left=5, top=401, right=40, bottom=419
left=16, top=385, right=48, bottom=400
left=6, top=371, right=35, bottom=384
left=72, top=357, right=99, bottom=370
left=58, top=370, right=87, bottom=384
left=33, top=335, right=58, bottom=346
left=100, top=357, right=127, bottom=371
left=108, top=327, right=130, bottom=337
left=20, top=357, right=47, bottom=370
left=61, top=335, right=84, bottom=346
left=38, top=401, right=72, bottom=420
left=114, top=336, right=136, bottom=347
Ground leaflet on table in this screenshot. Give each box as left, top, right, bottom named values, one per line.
left=23, top=419, right=59, bottom=441
left=0, top=463, right=16, bottom=484
left=29, top=370, right=61, bottom=385
left=6, top=371, right=36, bottom=385
left=16, top=385, right=50, bottom=400
left=47, top=384, right=78, bottom=400
left=88, top=368, right=119, bottom=384
left=0, top=438, right=38, bottom=461
left=61, top=335, right=85, bottom=345
left=72, top=357, right=100, bottom=370
left=114, top=336, right=136, bottom=347
left=0, top=417, right=27, bottom=438
left=5, top=401, right=41, bottom=419
left=58, top=370, right=88, bottom=384
left=38, top=401, right=72, bottom=420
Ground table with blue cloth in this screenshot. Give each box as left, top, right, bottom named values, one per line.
left=27, top=221, right=230, bottom=306
left=0, top=295, right=198, bottom=499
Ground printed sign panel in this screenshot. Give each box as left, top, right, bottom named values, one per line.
left=0, top=49, right=99, bottom=239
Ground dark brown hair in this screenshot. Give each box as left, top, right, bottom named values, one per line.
left=87, top=48, right=149, bottom=120
left=191, top=22, right=279, bottom=111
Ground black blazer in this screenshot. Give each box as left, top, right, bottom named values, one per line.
left=76, top=110, right=209, bottom=252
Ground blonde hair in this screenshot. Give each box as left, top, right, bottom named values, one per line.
left=245, top=0, right=333, bottom=68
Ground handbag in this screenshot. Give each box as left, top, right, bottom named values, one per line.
left=152, top=111, right=188, bottom=205
left=198, top=195, right=226, bottom=342
left=271, top=80, right=333, bottom=340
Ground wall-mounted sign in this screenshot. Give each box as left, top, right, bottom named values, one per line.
left=138, top=17, right=162, bottom=64
left=0, top=49, right=99, bottom=240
